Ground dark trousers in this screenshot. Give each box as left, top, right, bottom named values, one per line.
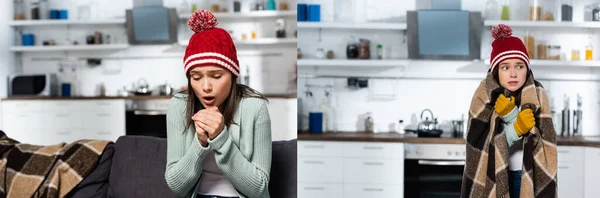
left=509, top=170, right=522, bottom=198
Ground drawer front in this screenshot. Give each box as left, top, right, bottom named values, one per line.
left=298, top=157, right=343, bottom=183
left=557, top=160, right=584, bottom=198
left=557, top=146, right=584, bottom=162
left=298, top=183, right=343, bottom=198
left=585, top=147, right=600, bottom=198
left=2, top=101, right=43, bottom=112
left=86, top=100, right=125, bottom=112
left=343, top=158, right=403, bottom=185
left=83, top=111, right=125, bottom=141
left=342, top=142, right=403, bottom=159
left=44, top=101, right=86, bottom=112
left=299, top=141, right=343, bottom=157
left=343, top=184, right=402, bottom=198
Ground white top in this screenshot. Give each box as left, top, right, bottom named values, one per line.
left=508, top=138, right=523, bottom=171
left=197, top=149, right=239, bottom=197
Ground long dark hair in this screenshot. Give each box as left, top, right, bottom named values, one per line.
left=183, top=75, right=267, bottom=133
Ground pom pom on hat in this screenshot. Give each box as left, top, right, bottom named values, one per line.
left=491, top=24, right=512, bottom=40
left=188, top=9, right=218, bottom=33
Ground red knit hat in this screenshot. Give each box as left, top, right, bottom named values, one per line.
left=489, top=24, right=530, bottom=72
left=184, top=10, right=239, bottom=77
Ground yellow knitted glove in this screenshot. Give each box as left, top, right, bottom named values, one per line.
left=494, top=94, right=516, bottom=116
left=514, top=109, right=536, bottom=137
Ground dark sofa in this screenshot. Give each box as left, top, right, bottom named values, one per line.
left=66, top=136, right=297, bottom=198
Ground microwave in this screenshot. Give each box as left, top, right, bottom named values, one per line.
left=8, top=73, right=58, bottom=97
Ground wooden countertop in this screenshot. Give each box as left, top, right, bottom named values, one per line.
left=1, top=93, right=297, bottom=101
left=298, top=131, right=600, bottom=148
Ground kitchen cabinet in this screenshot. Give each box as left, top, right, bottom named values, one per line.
left=1, top=100, right=125, bottom=145
left=267, top=98, right=297, bottom=141
left=298, top=141, right=404, bottom=198
left=557, top=146, right=584, bottom=198
left=584, top=147, right=600, bottom=198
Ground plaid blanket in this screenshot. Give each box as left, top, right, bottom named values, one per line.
left=0, top=131, right=111, bottom=198
left=461, top=72, right=558, bottom=198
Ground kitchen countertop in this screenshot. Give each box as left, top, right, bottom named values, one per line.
left=298, top=131, right=600, bottom=148
left=1, top=93, right=297, bottom=101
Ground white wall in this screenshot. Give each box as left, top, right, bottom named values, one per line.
left=12, top=0, right=297, bottom=96
left=1, top=0, right=16, bottom=98
left=297, top=0, right=600, bottom=136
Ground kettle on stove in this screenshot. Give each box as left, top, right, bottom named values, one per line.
left=415, top=109, right=443, bottom=137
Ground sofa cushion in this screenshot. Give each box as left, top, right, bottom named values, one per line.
left=107, top=136, right=179, bottom=198
left=67, top=143, right=115, bottom=198
left=269, top=139, right=297, bottom=198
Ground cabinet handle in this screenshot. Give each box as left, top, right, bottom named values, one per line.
left=304, top=187, right=325, bottom=191
left=304, top=160, right=325, bottom=164
left=97, top=131, right=111, bottom=135
left=558, top=150, right=570, bottom=154
left=96, top=102, right=111, bottom=106
left=304, top=145, right=325, bottom=149
left=363, top=188, right=384, bottom=192
left=97, top=113, right=111, bottom=117
left=363, top=146, right=384, bottom=150
left=558, top=166, right=569, bottom=169
left=363, top=162, right=384, bottom=166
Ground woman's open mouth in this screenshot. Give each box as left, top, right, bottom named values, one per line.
left=202, top=96, right=216, bottom=106
left=508, top=81, right=519, bottom=86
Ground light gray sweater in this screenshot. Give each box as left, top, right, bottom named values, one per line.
left=164, top=93, right=272, bottom=198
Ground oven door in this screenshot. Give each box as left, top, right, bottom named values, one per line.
left=404, top=159, right=465, bottom=198
left=126, top=110, right=167, bottom=138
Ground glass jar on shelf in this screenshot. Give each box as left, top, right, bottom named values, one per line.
left=537, top=40, right=547, bottom=60
left=346, top=36, right=359, bottom=59
left=14, top=0, right=25, bottom=20
left=316, top=48, right=326, bottom=59
left=524, top=31, right=536, bottom=59
left=279, top=0, right=290, bottom=11
left=485, top=0, right=500, bottom=20
left=561, top=0, right=573, bottom=21
left=210, top=0, right=221, bottom=13
left=530, top=0, right=542, bottom=20
left=501, top=0, right=510, bottom=20
left=541, top=0, right=557, bottom=21
left=31, top=2, right=40, bottom=20
left=572, top=49, right=580, bottom=60
left=548, top=45, right=561, bottom=60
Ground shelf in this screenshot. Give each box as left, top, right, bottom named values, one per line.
left=179, top=10, right=296, bottom=20
left=457, top=59, right=600, bottom=72
left=484, top=20, right=600, bottom=29
left=10, top=44, right=130, bottom=52
left=179, top=38, right=296, bottom=46
left=8, top=19, right=126, bottom=26
left=297, top=59, right=408, bottom=67
left=298, top=21, right=407, bottom=30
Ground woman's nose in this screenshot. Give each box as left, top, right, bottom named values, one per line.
left=202, top=79, right=212, bottom=92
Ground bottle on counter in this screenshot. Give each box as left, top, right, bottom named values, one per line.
left=315, top=95, right=334, bottom=132
left=365, top=112, right=374, bottom=133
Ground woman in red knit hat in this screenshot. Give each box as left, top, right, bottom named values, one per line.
left=164, top=9, right=272, bottom=198
left=461, top=24, right=557, bottom=198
